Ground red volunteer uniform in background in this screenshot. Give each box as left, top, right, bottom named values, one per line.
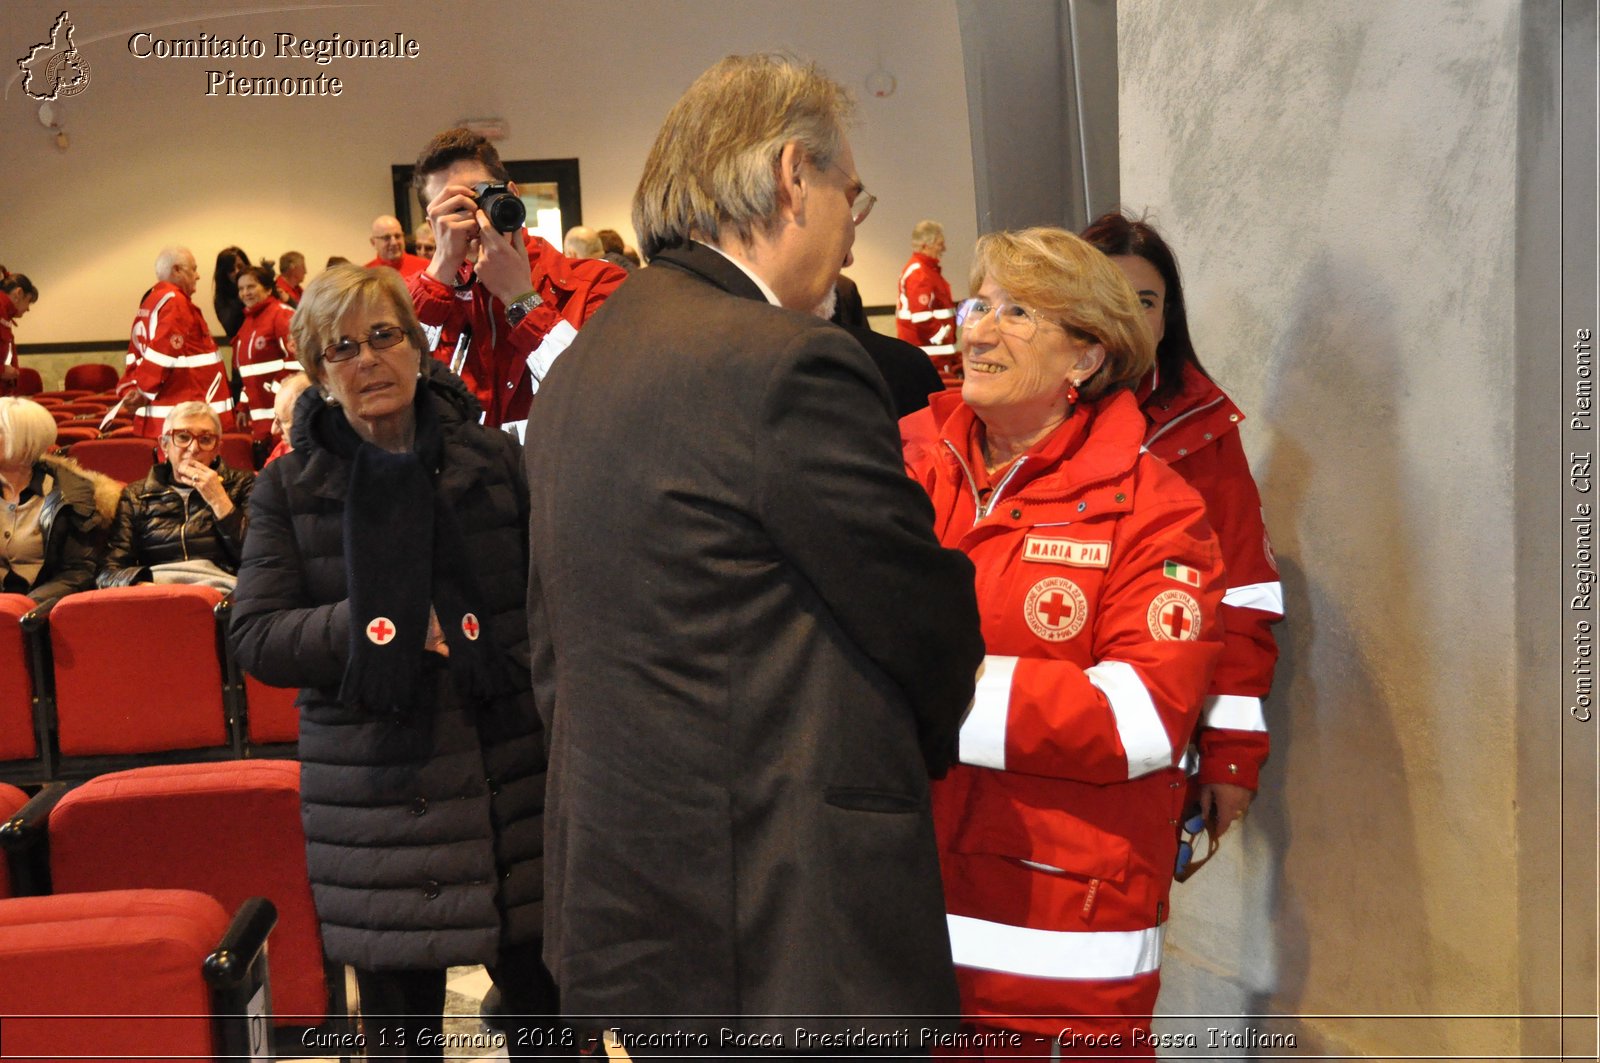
left=897, top=251, right=957, bottom=373
left=232, top=295, right=299, bottom=442
left=364, top=252, right=430, bottom=278
left=902, top=388, right=1224, bottom=1051
left=122, top=281, right=234, bottom=438
left=407, top=233, right=624, bottom=433
left=274, top=277, right=302, bottom=307
left=1140, top=363, right=1280, bottom=791
left=0, top=290, right=19, bottom=382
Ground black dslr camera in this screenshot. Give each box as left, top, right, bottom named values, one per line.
left=472, top=181, right=526, bottom=234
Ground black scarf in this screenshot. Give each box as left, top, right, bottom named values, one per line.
left=325, top=383, right=508, bottom=715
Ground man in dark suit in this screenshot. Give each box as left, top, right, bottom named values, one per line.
left=525, top=54, right=985, bottom=1046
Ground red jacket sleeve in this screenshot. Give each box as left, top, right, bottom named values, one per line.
left=131, top=293, right=183, bottom=397
left=958, top=488, right=1226, bottom=786
left=513, top=260, right=628, bottom=382
left=1179, top=430, right=1282, bottom=789
left=407, top=270, right=463, bottom=333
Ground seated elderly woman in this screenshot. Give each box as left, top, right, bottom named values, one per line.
left=228, top=264, right=555, bottom=1057
left=0, top=397, right=119, bottom=604
left=900, top=227, right=1226, bottom=1056
left=97, top=401, right=255, bottom=590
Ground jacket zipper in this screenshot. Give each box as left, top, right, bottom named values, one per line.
left=1144, top=394, right=1227, bottom=449
left=942, top=440, right=1029, bottom=525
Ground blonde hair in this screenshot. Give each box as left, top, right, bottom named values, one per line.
left=290, top=264, right=427, bottom=385
left=911, top=219, right=945, bottom=250
left=633, top=54, right=854, bottom=259
left=0, top=397, right=58, bottom=466
left=968, top=228, right=1154, bottom=399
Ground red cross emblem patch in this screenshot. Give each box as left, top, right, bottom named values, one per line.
left=365, top=616, right=396, bottom=645
left=1147, top=590, right=1202, bottom=642
left=1023, top=577, right=1089, bottom=642
left=460, top=613, right=480, bottom=641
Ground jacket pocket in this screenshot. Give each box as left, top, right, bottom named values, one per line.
left=824, top=786, right=923, bottom=814
left=947, top=773, right=1132, bottom=884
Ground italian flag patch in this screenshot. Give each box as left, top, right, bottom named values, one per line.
left=1163, top=560, right=1201, bottom=587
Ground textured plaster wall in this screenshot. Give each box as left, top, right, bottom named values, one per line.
left=1118, top=1, right=1526, bottom=1056
left=0, top=0, right=975, bottom=350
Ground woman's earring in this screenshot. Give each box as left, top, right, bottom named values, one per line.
left=1065, top=380, right=1080, bottom=407
left=321, top=387, right=340, bottom=408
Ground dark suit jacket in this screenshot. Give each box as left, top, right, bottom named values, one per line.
left=524, top=242, right=983, bottom=1034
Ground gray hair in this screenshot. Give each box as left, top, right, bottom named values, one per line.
left=154, top=245, right=191, bottom=282
left=632, top=54, right=855, bottom=259
left=0, top=397, right=58, bottom=466
left=162, top=400, right=223, bottom=437
left=563, top=226, right=603, bottom=259
left=912, top=220, right=945, bottom=250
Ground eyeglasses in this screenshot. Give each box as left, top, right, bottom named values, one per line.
left=828, top=161, right=876, bottom=226
left=955, top=297, right=1057, bottom=341
left=164, top=429, right=219, bottom=449
left=1173, top=811, right=1219, bottom=883
left=322, top=325, right=408, bottom=364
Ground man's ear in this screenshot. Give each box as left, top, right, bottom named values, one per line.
left=506, top=180, right=521, bottom=197
left=775, top=140, right=806, bottom=219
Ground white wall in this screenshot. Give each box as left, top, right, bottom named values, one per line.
left=1119, top=1, right=1532, bottom=1057
left=1, top=0, right=977, bottom=346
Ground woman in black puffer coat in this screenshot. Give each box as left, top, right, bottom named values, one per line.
left=229, top=264, right=560, bottom=1061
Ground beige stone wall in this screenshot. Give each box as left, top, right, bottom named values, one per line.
left=1118, top=1, right=1568, bottom=1058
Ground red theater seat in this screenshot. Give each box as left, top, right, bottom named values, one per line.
left=0, top=594, right=39, bottom=768
left=51, top=425, right=99, bottom=448
left=63, top=362, right=120, bottom=392
left=0, top=783, right=28, bottom=897
left=47, top=585, right=232, bottom=760
left=11, top=366, right=43, bottom=394
left=65, top=436, right=158, bottom=483
left=220, top=431, right=255, bottom=471
left=0, top=888, right=273, bottom=1060
left=243, top=672, right=299, bottom=745
left=49, top=761, right=330, bottom=1029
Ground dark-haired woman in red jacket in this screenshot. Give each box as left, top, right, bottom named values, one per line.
left=1082, top=211, right=1284, bottom=838
left=233, top=266, right=299, bottom=458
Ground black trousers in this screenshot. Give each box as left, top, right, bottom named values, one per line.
left=353, top=941, right=573, bottom=1060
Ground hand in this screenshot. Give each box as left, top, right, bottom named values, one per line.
left=424, top=607, right=450, bottom=657
left=472, top=211, right=533, bottom=306
left=176, top=457, right=232, bottom=517
left=1200, top=782, right=1255, bottom=839
left=423, top=181, right=482, bottom=283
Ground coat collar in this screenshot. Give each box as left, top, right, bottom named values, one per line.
left=1139, top=362, right=1243, bottom=461
left=922, top=388, right=1147, bottom=518
left=649, top=241, right=769, bottom=304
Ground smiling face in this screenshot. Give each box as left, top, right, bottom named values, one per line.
left=1110, top=254, right=1167, bottom=348
left=319, top=297, right=420, bottom=443
left=961, top=276, right=1105, bottom=431
left=369, top=216, right=406, bottom=263
left=237, top=272, right=268, bottom=309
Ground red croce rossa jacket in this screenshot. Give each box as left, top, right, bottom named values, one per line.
left=407, top=234, right=625, bottom=433
left=1139, top=363, right=1281, bottom=792
left=902, top=387, right=1224, bottom=1043
left=122, top=281, right=234, bottom=438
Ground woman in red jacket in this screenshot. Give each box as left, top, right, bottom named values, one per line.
left=233, top=266, right=300, bottom=460
left=901, top=228, right=1225, bottom=1056
left=1081, top=212, right=1283, bottom=838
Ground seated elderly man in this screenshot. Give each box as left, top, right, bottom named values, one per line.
left=98, top=401, right=255, bottom=590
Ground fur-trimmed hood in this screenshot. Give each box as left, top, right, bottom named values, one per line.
left=39, top=452, right=122, bottom=527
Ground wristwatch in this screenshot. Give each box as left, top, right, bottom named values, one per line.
left=505, top=289, right=542, bottom=327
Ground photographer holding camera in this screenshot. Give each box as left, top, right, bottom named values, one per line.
left=410, top=128, right=627, bottom=437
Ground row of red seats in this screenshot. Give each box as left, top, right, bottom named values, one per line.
left=0, top=585, right=298, bottom=783
left=4, top=361, right=119, bottom=396
left=0, top=760, right=355, bottom=1059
